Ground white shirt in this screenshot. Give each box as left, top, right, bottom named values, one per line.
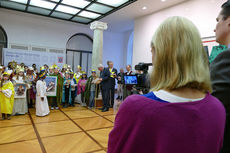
left=153, top=90, right=204, bottom=103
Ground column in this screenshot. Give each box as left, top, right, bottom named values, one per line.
left=90, top=21, right=108, bottom=71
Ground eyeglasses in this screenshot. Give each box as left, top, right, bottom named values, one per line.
left=222, top=0, right=230, bottom=7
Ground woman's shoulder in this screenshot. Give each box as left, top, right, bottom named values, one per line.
left=206, top=94, right=226, bottom=111
left=119, top=95, right=160, bottom=114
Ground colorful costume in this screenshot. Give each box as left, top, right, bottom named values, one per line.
left=77, top=78, right=87, bottom=106
left=0, top=80, right=15, bottom=114
left=12, top=75, right=28, bottom=115
left=85, top=75, right=98, bottom=108
left=27, top=73, right=36, bottom=108
left=62, top=77, right=72, bottom=107
left=70, top=75, right=77, bottom=106
left=48, top=65, right=64, bottom=108
left=36, top=79, right=50, bottom=116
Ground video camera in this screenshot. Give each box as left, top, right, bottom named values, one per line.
left=123, top=62, right=152, bottom=94
left=135, top=63, right=152, bottom=74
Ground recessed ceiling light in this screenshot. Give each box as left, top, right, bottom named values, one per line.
left=78, top=11, right=100, bottom=19
left=9, top=0, right=28, bottom=4
left=56, top=5, right=80, bottom=14
left=97, top=0, right=129, bottom=7
left=30, top=0, right=56, bottom=10
left=142, top=6, right=147, bottom=10
left=161, top=0, right=166, bottom=2
left=61, top=0, right=90, bottom=8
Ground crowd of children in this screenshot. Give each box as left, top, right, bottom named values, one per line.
left=0, top=61, right=99, bottom=120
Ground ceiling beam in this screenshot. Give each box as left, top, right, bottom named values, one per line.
left=69, top=0, right=96, bottom=21
left=25, top=0, right=31, bottom=11
left=48, top=0, right=63, bottom=16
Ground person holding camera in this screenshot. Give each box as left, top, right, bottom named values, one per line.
left=123, top=65, right=134, bottom=100
left=108, top=16, right=226, bottom=153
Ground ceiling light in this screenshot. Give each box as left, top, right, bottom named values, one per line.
left=161, top=0, right=166, bottom=2
left=56, top=5, right=80, bottom=14
left=9, top=0, right=28, bottom=4
left=30, top=0, right=56, bottom=10
left=78, top=11, right=100, bottom=19
left=142, top=6, right=147, bottom=10
left=61, top=0, right=90, bottom=8
left=49, top=0, right=60, bottom=2
left=97, top=0, right=129, bottom=7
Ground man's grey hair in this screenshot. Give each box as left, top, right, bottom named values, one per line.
left=98, top=64, right=104, bottom=68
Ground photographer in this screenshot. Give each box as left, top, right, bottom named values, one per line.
left=123, top=65, right=134, bottom=99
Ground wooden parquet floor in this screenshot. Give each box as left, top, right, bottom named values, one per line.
left=0, top=104, right=119, bottom=153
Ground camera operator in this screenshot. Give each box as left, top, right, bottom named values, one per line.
left=132, top=70, right=147, bottom=95
left=123, top=65, right=134, bottom=100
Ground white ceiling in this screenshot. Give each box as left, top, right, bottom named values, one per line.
left=101, top=0, right=189, bottom=32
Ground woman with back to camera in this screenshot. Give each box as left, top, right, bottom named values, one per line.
left=107, top=16, right=226, bottom=153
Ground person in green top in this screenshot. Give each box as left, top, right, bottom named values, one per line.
left=209, top=45, right=227, bottom=63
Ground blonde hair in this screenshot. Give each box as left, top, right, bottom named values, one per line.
left=150, top=16, right=212, bottom=92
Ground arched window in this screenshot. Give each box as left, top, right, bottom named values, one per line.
left=66, top=33, right=93, bottom=75
left=0, top=25, right=7, bottom=65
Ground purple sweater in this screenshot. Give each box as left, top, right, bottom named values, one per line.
left=108, top=93, right=226, bottom=153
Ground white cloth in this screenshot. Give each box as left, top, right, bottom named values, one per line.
left=12, top=76, right=28, bottom=115
left=153, top=90, right=204, bottom=103
left=2, top=89, right=13, bottom=98
left=36, top=80, right=50, bottom=116
left=70, top=79, right=76, bottom=91
left=117, top=84, right=123, bottom=97
left=12, top=98, right=28, bottom=115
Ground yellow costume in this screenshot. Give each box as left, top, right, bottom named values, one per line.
left=74, top=66, right=83, bottom=84
left=0, top=81, right=15, bottom=114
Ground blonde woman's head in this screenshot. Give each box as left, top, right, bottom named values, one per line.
left=150, top=16, right=211, bottom=92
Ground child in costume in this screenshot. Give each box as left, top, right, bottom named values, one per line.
left=12, top=67, right=28, bottom=115
left=62, top=71, right=72, bottom=108
left=85, top=69, right=99, bottom=109
left=0, top=71, right=15, bottom=120
left=70, top=71, right=77, bottom=107
left=48, top=65, right=64, bottom=110
left=77, top=72, right=87, bottom=106
left=36, top=67, right=50, bottom=117
left=26, top=67, right=36, bottom=108
left=74, top=65, right=82, bottom=84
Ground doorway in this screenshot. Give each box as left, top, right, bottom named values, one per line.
left=66, top=33, right=93, bottom=76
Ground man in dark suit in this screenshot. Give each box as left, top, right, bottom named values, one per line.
left=210, top=1, right=230, bottom=153
left=107, top=61, right=117, bottom=108
left=98, top=64, right=111, bottom=112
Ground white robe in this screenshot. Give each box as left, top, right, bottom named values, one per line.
left=12, top=76, right=28, bottom=115
left=36, top=80, right=50, bottom=116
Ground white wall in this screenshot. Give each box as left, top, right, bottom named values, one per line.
left=133, top=0, right=226, bottom=67
left=0, top=8, right=126, bottom=70
left=103, top=31, right=125, bottom=70
left=121, top=30, right=133, bottom=68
